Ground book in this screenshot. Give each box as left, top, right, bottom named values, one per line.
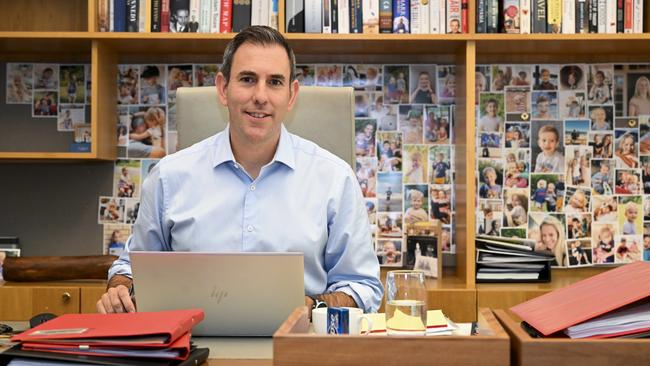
left=392, top=0, right=410, bottom=33
left=476, top=234, right=535, bottom=251
left=363, top=0, right=380, bottom=33
left=447, top=0, right=462, bottom=33
left=114, top=0, right=127, bottom=32
left=379, top=0, right=392, bottom=33
left=338, top=0, right=350, bottom=33
left=126, top=0, right=139, bottom=32
left=487, top=0, right=499, bottom=32
left=429, top=0, right=440, bottom=33
left=350, top=0, right=363, bottom=33
left=322, top=0, right=332, bottom=32
left=632, top=0, right=643, bottom=33
left=476, top=235, right=553, bottom=283
left=99, top=0, right=110, bottom=31
left=305, top=0, right=323, bottom=32
left=161, top=0, right=170, bottom=32
left=547, top=0, right=561, bottom=33
left=199, top=0, right=212, bottom=31
left=576, top=0, right=589, bottom=32
left=531, top=0, right=546, bottom=33
left=561, top=0, right=574, bottom=33
left=502, top=0, right=520, bottom=33
left=285, top=0, right=305, bottom=32
left=232, top=0, right=252, bottom=32
left=151, top=0, right=162, bottom=31
left=520, top=0, right=531, bottom=33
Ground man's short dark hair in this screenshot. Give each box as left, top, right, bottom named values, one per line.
left=220, top=26, right=296, bottom=84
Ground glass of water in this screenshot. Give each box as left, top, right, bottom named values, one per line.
left=385, top=270, right=428, bottom=336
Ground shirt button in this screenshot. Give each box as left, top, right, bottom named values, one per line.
left=247, top=225, right=253, bottom=232
left=250, top=185, right=256, bottom=191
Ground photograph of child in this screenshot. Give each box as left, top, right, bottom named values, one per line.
left=167, top=65, right=193, bottom=103
left=315, top=64, right=343, bottom=87
left=430, top=185, right=452, bottom=224
left=592, top=223, right=616, bottom=264
left=399, top=105, right=424, bottom=144
left=618, top=196, right=642, bottom=236
left=503, top=150, right=530, bottom=188
left=475, top=65, right=491, bottom=103
left=403, top=145, right=428, bottom=184
left=355, top=118, right=377, bottom=157
left=354, top=92, right=371, bottom=117
left=591, top=159, right=614, bottom=196
left=478, top=93, right=504, bottom=132
left=589, top=105, right=614, bottom=131
left=531, top=120, right=564, bottom=173
left=356, top=157, right=377, bottom=198
left=384, top=65, right=409, bottom=104
left=32, top=91, right=58, bottom=118
left=139, top=65, right=166, bottom=105
left=295, top=65, right=315, bottom=86
left=98, top=196, right=125, bottom=224
left=567, top=240, right=592, bottom=266
left=59, top=65, right=85, bottom=104
left=193, top=64, right=219, bottom=87
left=642, top=156, right=650, bottom=194
left=567, top=213, right=591, bottom=240
left=491, top=65, right=512, bottom=91
left=503, top=189, right=528, bottom=227
left=614, top=130, right=639, bottom=168
left=531, top=91, right=558, bottom=120
left=406, top=236, right=439, bottom=277
left=376, top=132, right=402, bottom=172
left=409, top=65, right=437, bottom=104
left=615, top=169, right=643, bottom=195
left=510, top=65, right=532, bottom=86
left=590, top=132, right=614, bottom=158
left=640, top=116, right=650, bottom=153
left=559, top=65, right=586, bottom=91
left=377, top=172, right=403, bottom=211
left=564, top=120, right=590, bottom=146
left=103, top=223, right=131, bottom=256
left=57, top=105, right=85, bottom=132
left=505, top=123, right=530, bottom=148
left=34, top=63, right=58, bottom=90
left=6, top=63, right=33, bottom=104
left=593, top=195, right=617, bottom=222
left=403, top=185, right=429, bottom=224
left=378, top=212, right=403, bottom=239
left=564, top=187, right=590, bottom=213
left=530, top=174, right=564, bottom=212
left=559, top=91, right=586, bottom=118
left=437, top=66, right=456, bottom=105
left=344, top=64, right=382, bottom=91
left=644, top=225, right=650, bottom=261
left=626, top=73, right=650, bottom=116
left=565, top=145, right=592, bottom=187
left=117, top=65, right=139, bottom=105
left=376, top=239, right=403, bottom=266
left=505, top=86, right=531, bottom=117
left=127, top=106, right=167, bottom=159
left=528, top=212, right=568, bottom=267
left=429, top=146, right=451, bottom=184
left=478, top=159, right=503, bottom=199
left=124, top=198, right=139, bottom=225
left=532, top=65, right=558, bottom=90
left=113, top=159, right=141, bottom=198
left=614, top=236, right=643, bottom=263
left=74, top=123, right=91, bottom=143
left=477, top=202, right=503, bottom=237
left=373, top=97, right=398, bottom=131
left=587, top=64, right=613, bottom=104
left=366, top=199, right=377, bottom=226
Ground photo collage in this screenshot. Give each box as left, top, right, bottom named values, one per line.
left=99, top=63, right=458, bottom=264
left=476, top=63, right=650, bottom=268
left=6, top=63, right=91, bottom=136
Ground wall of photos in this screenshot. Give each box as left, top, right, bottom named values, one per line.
left=476, top=63, right=650, bottom=268
left=99, top=63, right=458, bottom=268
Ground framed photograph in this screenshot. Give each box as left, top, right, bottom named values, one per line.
left=405, top=220, right=442, bottom=278
left=74, top=123, right=92, bottom=143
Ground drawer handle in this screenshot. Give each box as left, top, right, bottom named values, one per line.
left=62, top=292, right=72, bottom=302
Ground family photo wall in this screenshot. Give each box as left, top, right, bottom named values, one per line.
left=476, top=63, right=650, bottom=268
left=97, top=62, right=458, bottom=267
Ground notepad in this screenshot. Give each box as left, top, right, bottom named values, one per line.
left=361, top=310, right=447, bottom=333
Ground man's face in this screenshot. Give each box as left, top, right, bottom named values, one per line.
left=176, top=9, right=189, bottom=26
left=216, top=43, right=299, bottom=147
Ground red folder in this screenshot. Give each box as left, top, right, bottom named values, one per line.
left=12, top=309, right=204, bottom=347
left=510, top=262, right=650, bottom=336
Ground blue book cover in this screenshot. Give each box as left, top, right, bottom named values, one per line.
left=70, top=143, right=91, bottom=153
left=114, top=0, right=127, bottom=32
left=392, top=0, right=410, bottom=33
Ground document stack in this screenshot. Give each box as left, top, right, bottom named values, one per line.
left=2, top=309, right=208, bottom=365
left=475, top=235, right=554, bottom=283
left=511, top=262, right=650, bottom=339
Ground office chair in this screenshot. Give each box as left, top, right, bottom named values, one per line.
left=176, top=86, right=355, bottom=168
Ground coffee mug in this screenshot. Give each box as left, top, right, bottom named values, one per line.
left=312, top=307, right=373, bottom=335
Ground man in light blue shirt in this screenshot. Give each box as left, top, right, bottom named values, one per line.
left=98, top=26, right=383, bottom=315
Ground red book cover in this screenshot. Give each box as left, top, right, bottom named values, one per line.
left=624, top=0, right=633, bottom=32
left=161, top=0, right=170, bottom=32
left=221, top=0, right=233, bottom=32
left=461, top=0, right=468, bottom=33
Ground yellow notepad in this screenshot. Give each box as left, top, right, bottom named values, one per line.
left=362, top=310, right=447, bottom=333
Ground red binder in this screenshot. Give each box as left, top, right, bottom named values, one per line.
left=12, top=309, right=204, bottom=347
left=510, top=262, right=650, bottom=336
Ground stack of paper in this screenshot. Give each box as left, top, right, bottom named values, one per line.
left=565, top=301, right=650, bottom=339
left=476, top=235, right=554, bottom=282
left=363, top=310, right=454, bottom=336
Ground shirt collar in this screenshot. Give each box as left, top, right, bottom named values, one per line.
left=211, top=124, right=296, bottom=170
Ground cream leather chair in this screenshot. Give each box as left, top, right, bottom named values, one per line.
left=176, top=86, right=355, bottom=168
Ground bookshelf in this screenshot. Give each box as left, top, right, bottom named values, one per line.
left=3, top=0, right=649, bottom=321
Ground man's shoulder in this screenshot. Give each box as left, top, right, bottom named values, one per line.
left=157, top=133, right=219, bottom=172
left=288, top=132, right=352, bottom=173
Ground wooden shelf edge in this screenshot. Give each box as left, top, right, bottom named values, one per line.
left=0, top=152, right=103, bottom=160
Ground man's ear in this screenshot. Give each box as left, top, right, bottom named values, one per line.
left=287, top=79, right=300, bottom=112
left=216, top=72, right=228, bottom=106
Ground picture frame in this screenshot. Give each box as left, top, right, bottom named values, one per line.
left=405, top=220, right=443, bottom=278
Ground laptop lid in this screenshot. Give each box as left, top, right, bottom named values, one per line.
left=131, top=252, right=305, bottom=337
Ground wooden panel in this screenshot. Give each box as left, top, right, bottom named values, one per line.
left=0, top=287, right=32, bottom=320
left=428, top=289, right=477, bottom=322
left=32, top=287, right=80, bottom=316
left=207, top=361, right=271, bottom=366
left=80, top=286, right=107, bottom=313
left=495, top=309, right=650, bottom=366
left=0, top=0, right=87, bottom=32
left=478, top=290, right=548, bottom=310
left=92, top=40, right=118, bottom=160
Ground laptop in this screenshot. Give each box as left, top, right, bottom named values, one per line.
left=131, top=252, right=305, bottom=336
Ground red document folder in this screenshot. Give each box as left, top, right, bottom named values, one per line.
left=12, top=309, right=204, bottom=347
left=510, top=262, right=650, bottom=336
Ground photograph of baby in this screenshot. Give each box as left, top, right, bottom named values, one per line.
left=6, top=63, right=33, bottom=104
left=34, top=63, right=59, bottom=90
left=590, top=159, right=614, bottom=196
left=437, top=66, right=455, bottom=105
left=531, top=91, right=558, bottom=120
left=564, top=187, right=591, bottom=214
left=478, top=92, right=504, bottom=132
left=403, top=145, right=428, bottom=184
left=475, top=65, right=491, bottom=102
left=503, top=188, right=529, bottom=228
left=532, top=120, right=564, bottom=173
left=530, top=174, right=564, bottom=212
left=528, top=212, right=568, bottom=267
left=377, top=172, right=403, bottom=212
left=617, top=195, right=642, bottom=236
left=478, top=159, right=503, bottom=199
left=587, top=64, right=613, bottom=105
left=399, top=104, right=424, bottom=144
left=505, top=123, right=530, bottom=148
left=593, top=195, right=617, bottom=223
left=559, top=91, right=586, bottom=118
left=403, top=184, right=429, bottom=225
left=376, top=239, right=403, bottom=266
left=592, top=223, right=616, bottom=264
left=567, top=239, right=592, bottom=267
left=430, top=185, right=452, bottom=224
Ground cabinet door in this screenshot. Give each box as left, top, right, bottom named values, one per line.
left=0, top=287, right=32, bottom=320
left=80, top=287, right=107, bottom=314
left=0, top=287, right=80, bottom=320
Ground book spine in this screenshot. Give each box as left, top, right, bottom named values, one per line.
left=350, top=0, right=363, bottom=32
left=110, top=0, right=115, bottom=31
left=439, top=0, right=446, bottom=33
left=605, top=0, right=615, bottom=32
left=597, top=0, right=606, bottom=32
left=232, top=0, right=252, bottom=31
left=305, top=0, right=323, bottom=32
left=562, top=0, right=574, bottom=33
left=285, top=0, right=305, bottom=32
left=128, top=0, right=138, bottom=32
left=363, top=0, right=380, bottom=33
left=251, top=0, right=262, bottom=24
left=199, top=0, right=211, bottom=30
left=323, top=0, right=332, bottom=32
left=547, top=0, right=561, bottom=33
left=161, top=0, right=170, bottom=31
left=531, top=0, right=546, bottom=32
left=447, top=0, right=461, bottom=32
left=392, top=0, right=410, bottom=33
left=410, top=0, right=422, bottom=33
left=379, top=0, right=392, bottom=32
left=429, top=0, right=440, bottom=33
left=461, top=0, right=468, bottom=32
left=520, top=0, right=531, bottom=33
left=486, top=0, right=498, bottom=32
left=476, top=0, right=486, bottom=33
left=99, top=0, right=109, bottom=31
left=189, top=0, right=199, bottom=31
left=141, top=0, right=148, bottom=31
left=633, top=0, right=642, bottom=33
left=338, top=0, right=350, bottom=32
left=589, top=0, right=598, bottom=32
left=502, top=0, right=520, bottom=33
left=616, top=0, right=623, bottom=32
left=270, top=0, right=278, bottom=28
left=331, top=0, right=338, bottom=32
left=220, top=0, right=232, bottom=32
left=623, top=0, right=632, bottom=32
left=115, top=0, right=127, bottom=32
left=576, top=0, right=588, bottom=32
left=151, top=0, right=161, bottom=31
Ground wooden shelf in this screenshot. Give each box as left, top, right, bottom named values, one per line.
left=0, top=152, right=111, bottom=161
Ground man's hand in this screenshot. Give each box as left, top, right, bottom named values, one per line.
left=96, top=275, right=136, bottom=314
left=304, top=292, right=359, bottom=319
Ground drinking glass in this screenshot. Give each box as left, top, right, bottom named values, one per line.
left=385, top=270, right=428, bottom=336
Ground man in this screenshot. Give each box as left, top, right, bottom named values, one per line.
left=98, top=26, right=383, bottom=315
left=170, top=8, right=190, bottom=33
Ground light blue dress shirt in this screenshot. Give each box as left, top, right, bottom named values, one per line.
left=109, top=124, right=383, bottom=312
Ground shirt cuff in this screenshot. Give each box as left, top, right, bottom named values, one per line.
left=326, top=281, right=380, bottom=313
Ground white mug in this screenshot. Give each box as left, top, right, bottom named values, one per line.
left=312, top=307, right=373, bottom=335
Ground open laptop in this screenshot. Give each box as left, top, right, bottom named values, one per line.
left=130, top=252, right=304, bottom=336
